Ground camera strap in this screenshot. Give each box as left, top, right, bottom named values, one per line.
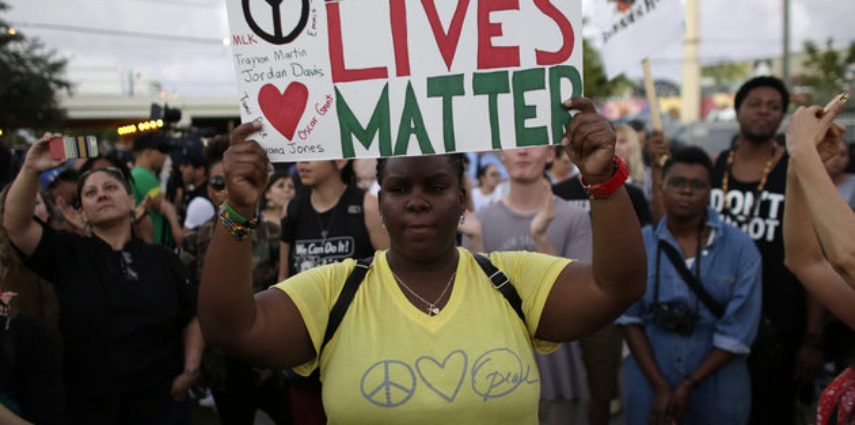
left=658, top=240, right=725, bottom=319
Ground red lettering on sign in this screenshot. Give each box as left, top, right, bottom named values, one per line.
left=477, top=0, right=520, bottom=70
left=298, top=116, right=319, bottom=141
left=327, top=2, right=388, bottom=83
left=232, top=34, right=257, bottom=45
left=315, top=94, right=334, bottom=115
left=421, top=0, right=471, bottom=71
left=533, top=0, right=574, bottom=65
left=390, top=0, right=411, bottom=77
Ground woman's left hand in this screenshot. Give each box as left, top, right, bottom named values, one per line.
left=785, top=100, right=844, bottom=157
left=665, top=382, right=691, bottom=422
left=170, top=370, right=199, bottom=401
left=561, top=97, right=616, bottom=184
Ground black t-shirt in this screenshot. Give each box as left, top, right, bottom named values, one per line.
left=281, top=185, right=374, bottom=277
left=0, top=315, right=66, bottom=425
left=552, top=176, right=653, bottom=226
left=710, top=148, right=805, bottom=345
left=21, top=223, right=195, bottom=425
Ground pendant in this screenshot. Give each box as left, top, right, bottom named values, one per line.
left=428, top=306, right=440, bottom=316
left=321, top=230, right=329, bottom=239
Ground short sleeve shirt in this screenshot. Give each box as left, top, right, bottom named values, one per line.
left=280, top=186, right=373, bottom=276
left=274, top=248, right=571, bottom=425
left=131, top=166, right=172, bottom=245
left=20, top=223, right=194, bottom=424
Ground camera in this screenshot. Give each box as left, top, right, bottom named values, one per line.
left=652, top=302, right=698, bottom=336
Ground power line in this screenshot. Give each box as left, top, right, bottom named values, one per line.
left=10, top=22, right=225, bottom=45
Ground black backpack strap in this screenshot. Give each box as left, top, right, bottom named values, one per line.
left=319, top=256, right=373, bottom=354
left=472, top=253, right=527, bottom=325
left=658, top=241, right=725, bottom=318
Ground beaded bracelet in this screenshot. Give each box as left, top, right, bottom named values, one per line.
left=218, top=203, right=259, bottom=240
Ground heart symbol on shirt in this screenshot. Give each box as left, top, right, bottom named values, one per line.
left=415, top=350, right=468, bottom=402
left=257, top=82, right=309, bottom=140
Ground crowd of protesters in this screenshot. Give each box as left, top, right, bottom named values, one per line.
left=0, top=76, right=852, bottom=425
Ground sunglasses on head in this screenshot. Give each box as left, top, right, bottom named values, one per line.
left=209, top=176, right=226, bottom=191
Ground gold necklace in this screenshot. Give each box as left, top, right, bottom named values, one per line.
left=722, top=144, right=778, bottom=221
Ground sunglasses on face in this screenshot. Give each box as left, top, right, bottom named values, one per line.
left=665, top=176, right=709, bottom=192
left=208, top=176, right=226, bottom=191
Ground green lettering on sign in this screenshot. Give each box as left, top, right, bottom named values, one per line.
left=337, top=85, right=392, bottom=158
left=512, top=68, right=547, bottom=147
left=549, top=65, right=582, bottom=145
left=473, top=71, right=510, bottom=150
left=427, top=74, right=465, bottom=153
left=395, top=82, right=434, bottom=155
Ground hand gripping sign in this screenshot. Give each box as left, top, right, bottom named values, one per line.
left=225, top=0, right=584, bottom=162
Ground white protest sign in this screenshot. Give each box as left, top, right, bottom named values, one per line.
left=593, top=0, right=685, bottom=80
left=224, top=0, right=583, bottom=162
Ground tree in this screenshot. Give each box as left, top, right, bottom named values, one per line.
left=0, top=1, right=70, bottom=132
left=702, top=62, right=750, bottom=86
left=798, top=38, right=855, bottom=110
left=583, top=39, right=634, bottom=99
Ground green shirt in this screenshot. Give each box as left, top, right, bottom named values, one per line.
left=131, top=166, right=172, bottom=246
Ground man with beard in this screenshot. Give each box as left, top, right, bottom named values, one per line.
left=709, top=76, right=823, bottom=425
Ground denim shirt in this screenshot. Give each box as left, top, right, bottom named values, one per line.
left=617, top=206, right=763, bottom=355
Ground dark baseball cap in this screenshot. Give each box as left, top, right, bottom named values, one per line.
left=176, top=140, right=206, bottom=167
left=132, top=133, right=171, bottom=153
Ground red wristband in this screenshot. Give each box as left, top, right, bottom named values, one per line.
left=580, top=156, right=629, bottom=200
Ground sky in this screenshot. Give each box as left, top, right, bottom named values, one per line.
left=3, top=0, right=855, bottom=98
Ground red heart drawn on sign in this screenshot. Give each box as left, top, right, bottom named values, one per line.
left=258, top=82, right=309, bottom=140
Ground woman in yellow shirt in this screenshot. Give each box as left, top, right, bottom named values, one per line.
left=198, top=97, right=646, bottom=424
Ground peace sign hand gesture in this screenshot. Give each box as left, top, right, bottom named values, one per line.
left=224, top=121, right=272, bottom=218
left=561, top=98, right=617, bottom=184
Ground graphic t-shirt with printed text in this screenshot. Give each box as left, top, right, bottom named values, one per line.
left=275, top=248, right=571, bottom=425
left=710, top=148, right=805, bottom=343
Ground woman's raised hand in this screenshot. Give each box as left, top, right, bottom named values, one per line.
left=224, top=122, right=272, bottom=217
left=561, top=98, right=617, bottom=184
left=785, top=96, right=846, bottom=160
left=24, top=133, right=66, bottom=173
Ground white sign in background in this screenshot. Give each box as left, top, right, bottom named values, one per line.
left=225, top=0, right=583, bottom=162
left=593, top=0, right=685, bottom=80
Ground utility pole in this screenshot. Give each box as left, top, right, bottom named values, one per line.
left=681, top=0, right=701, bottom=122
left=782, top=0, right=791, bottom=86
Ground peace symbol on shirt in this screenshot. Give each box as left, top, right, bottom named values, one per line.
left=360, top=360, right=417, bottom=408
left=241, top=0, right=310, bottom=45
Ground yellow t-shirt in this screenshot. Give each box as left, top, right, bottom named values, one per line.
left=274, top=248, right=571, bottom=425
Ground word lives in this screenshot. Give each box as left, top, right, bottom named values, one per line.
left=327, top=0, right=581, bottom=157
